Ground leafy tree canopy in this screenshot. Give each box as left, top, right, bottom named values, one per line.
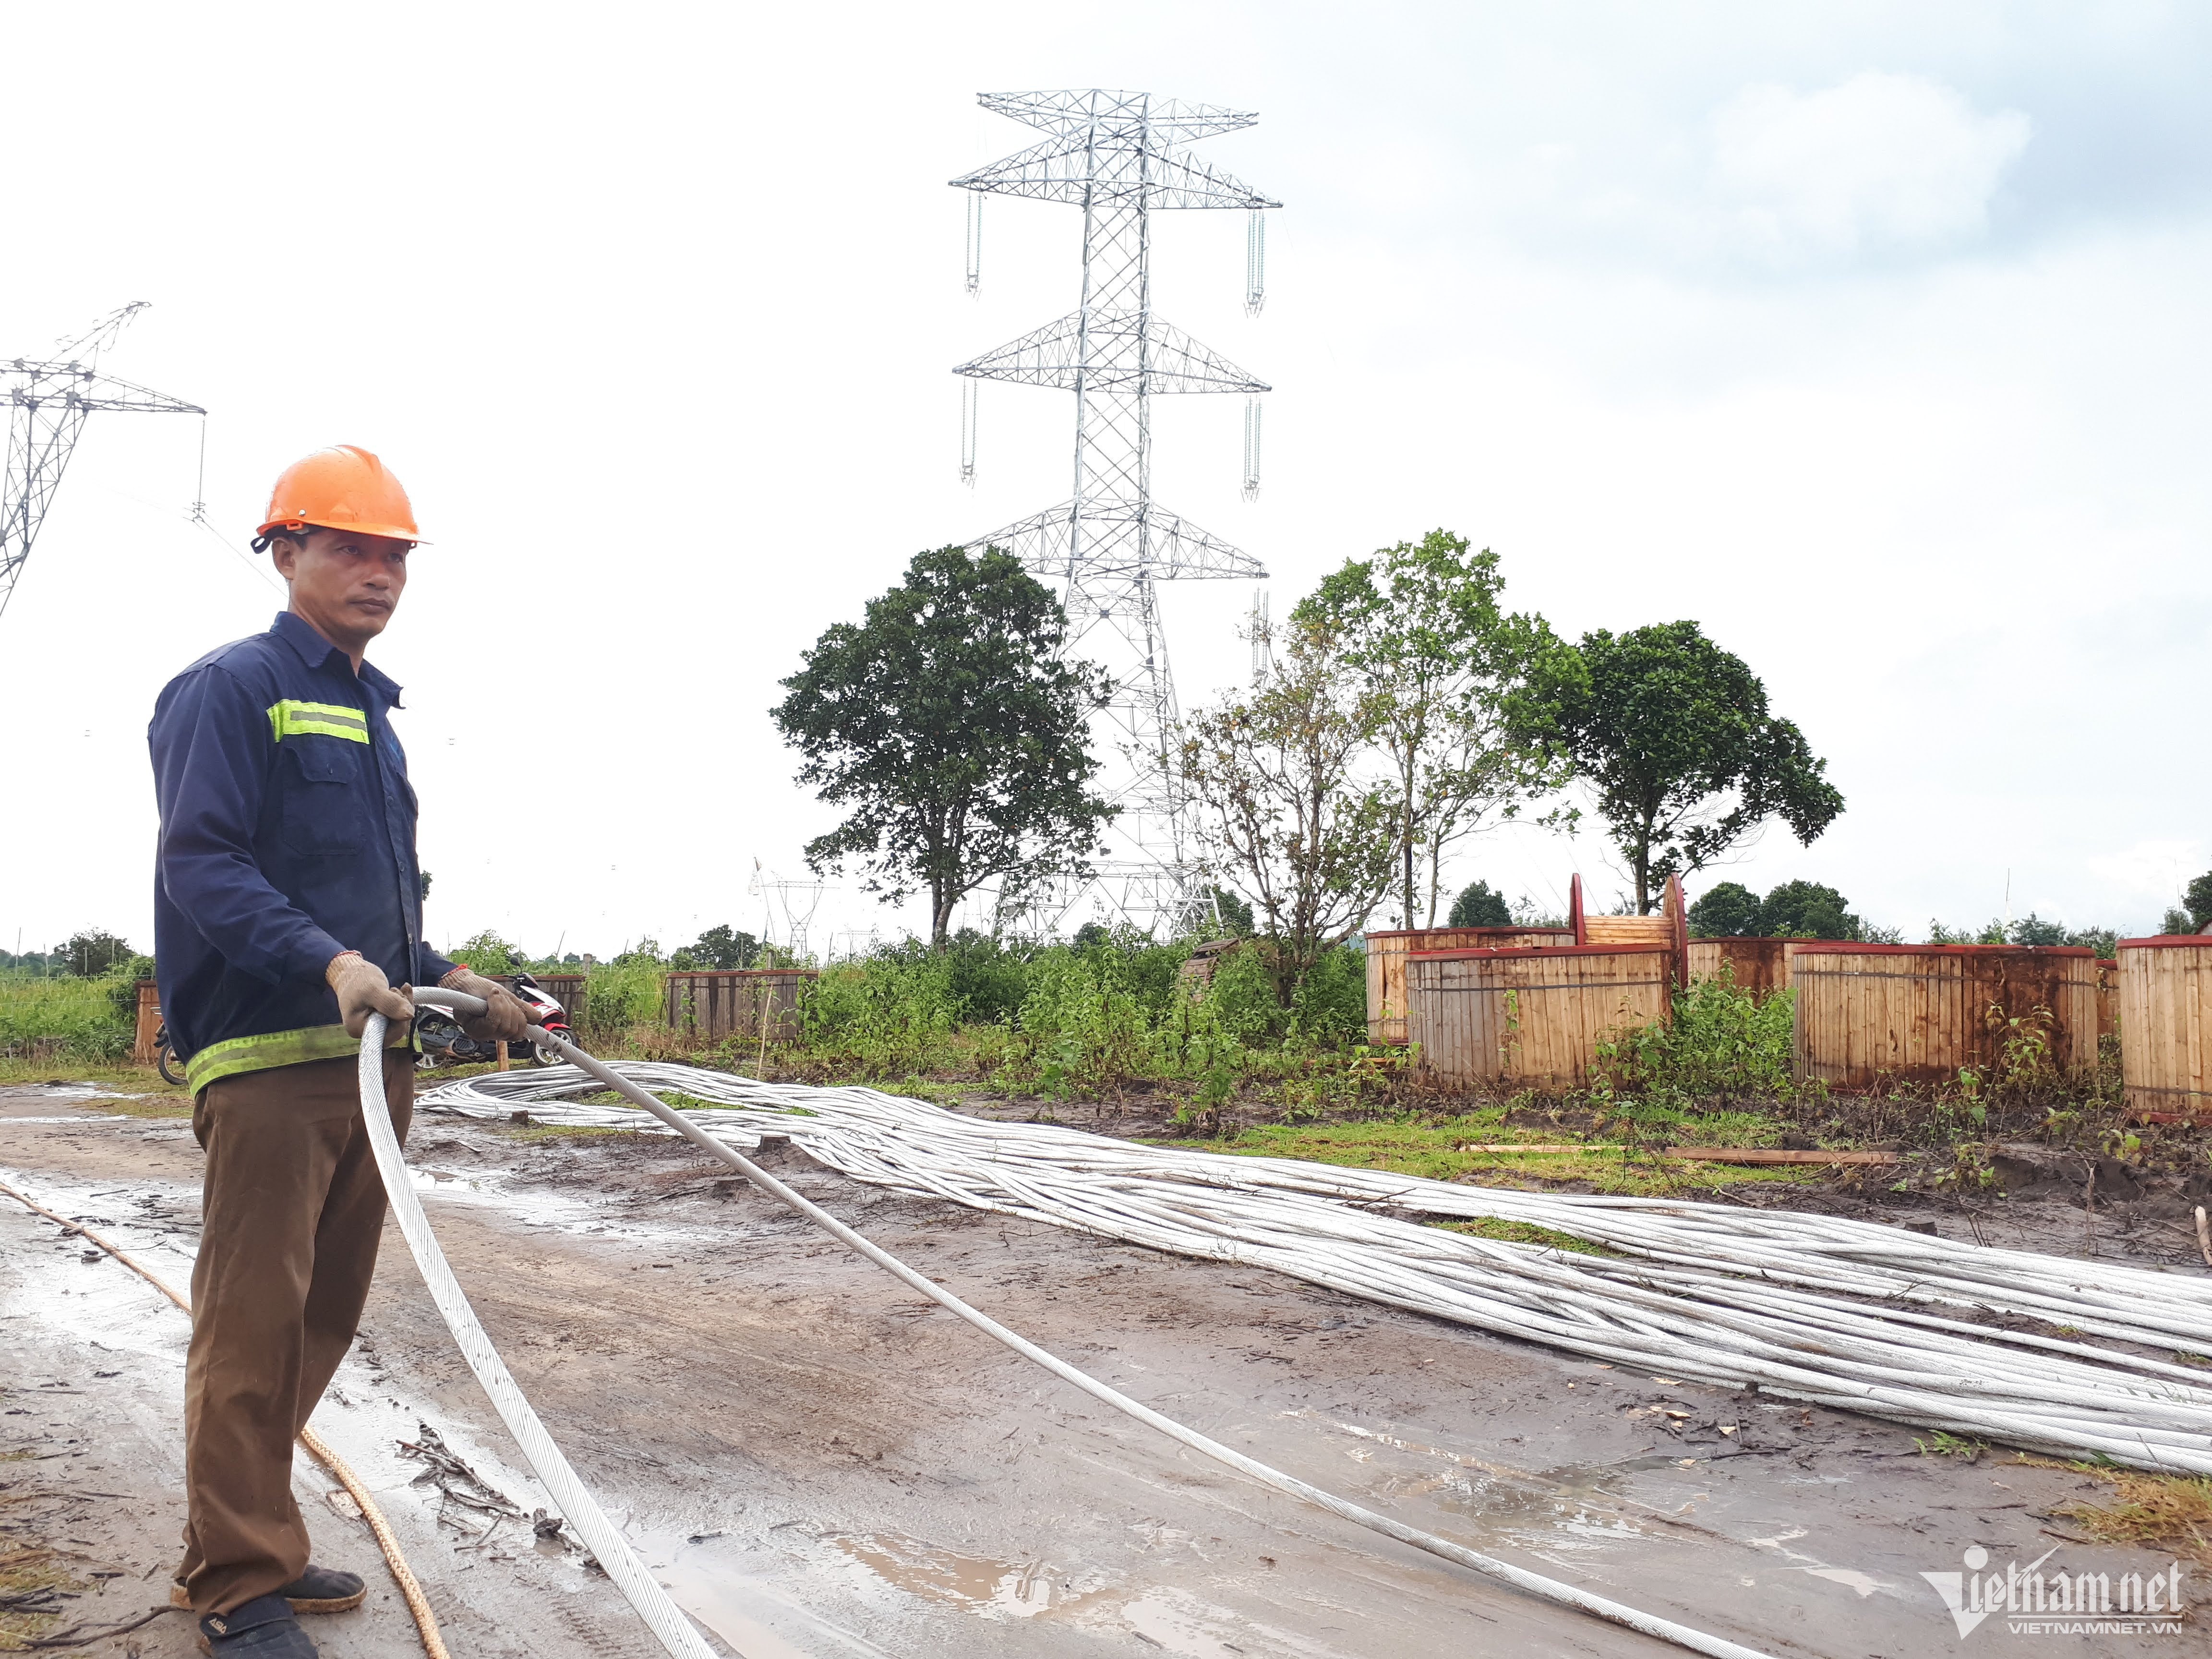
left=2006, top=912, right=2068, bottom=947
left=62, top=929, right=135, bottom=977
left=2186, top=871, right=2212, bottom=930
left=1202, top=886, right=1255, bottom=938
left=1758, top=879, right=1854, bottom=940
left=1182, top=613, right=1397, bottom=1002
left=773, top=546, right=1115, bottom=950
left=678, top=925, right=759, bottom=970
left=1294, top=532, right=1564, bottom=927
left=1686, top=881, right=1763, bottom=938
left=1447, top=879, right=1512, bottom=928
left=1511, top=620, right=1844, bottom=913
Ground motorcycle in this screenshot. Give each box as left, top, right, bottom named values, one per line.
left=414, top=971, right=575, bottom=1069
left=154, top=1021, right=186, bottom=1087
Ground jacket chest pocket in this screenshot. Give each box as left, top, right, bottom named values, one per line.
left=279, top=742, right=368, bottom=855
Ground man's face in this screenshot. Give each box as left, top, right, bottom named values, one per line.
left=272, top=527, right=411, bottom=653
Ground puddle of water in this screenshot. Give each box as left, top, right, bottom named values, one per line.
left=642, top=1535, right=892, bottom=1659
left=1289, top=1412, right=1653, bottom=1559
left=1800, top=1565, right=1885, bottom=1598
left=0, top=1114, right=132, bottom=1124
left=824, top=1530, right=1059, bottom=1618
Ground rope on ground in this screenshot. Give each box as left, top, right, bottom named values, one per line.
left=0, top=1173, right=452, bottom=1659
left=421, top=1008, right=1780, bottom=1659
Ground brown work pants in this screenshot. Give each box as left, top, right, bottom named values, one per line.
left=180, top=1050, right=412, bottom=1616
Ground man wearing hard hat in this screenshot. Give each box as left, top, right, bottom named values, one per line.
left=148, top=446, right=527, bottom=1658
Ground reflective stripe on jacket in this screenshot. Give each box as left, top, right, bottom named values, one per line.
left=149, top=611, right=457, bottom=1090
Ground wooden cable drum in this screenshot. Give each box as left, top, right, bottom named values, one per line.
left=2116, top=935, right=2212, bottom=1121
left=1406, top=944, right=1672, bottom=1090
left=1571, top=872, right=1689, bottom=992
left=132, top=977, right=161, bottom=1065
left=1364, top=926, right=1575, bottom=1045
left=665, top=968, right=818, bottom=1042
left=1685, top=938, right=1793, bottom=999
left=1789, top=942, right=2100, bottom=1091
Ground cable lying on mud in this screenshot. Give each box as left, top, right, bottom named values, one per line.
left=439, top=1009, right=1781, bottom=1659
left=0, top=1174, right=452, bottom=1659
left=355, top=1008, right=719, bottom=1659
left=418, top=1061, right=2212, bottom=1477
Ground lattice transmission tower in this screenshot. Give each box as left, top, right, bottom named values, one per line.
left=952, top=89, right=1277, bottom=938
left=3, top=302, right=204, bottom=621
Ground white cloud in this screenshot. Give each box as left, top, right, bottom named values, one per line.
left=2088, top=841, right=2204, bottom=902
left=1710, top=72, right=2030, bottom=261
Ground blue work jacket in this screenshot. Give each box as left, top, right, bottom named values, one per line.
left=149, top=611, right=456, bottom=1091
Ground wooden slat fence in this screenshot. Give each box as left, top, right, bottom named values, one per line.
left=1686, top=938, right=1793, bottom=999
left=665, top=969, right=817, bottom=1044
left=1790, top=943, right=2099, bottom=1090
left=1365, top=926, right=1575, bottom=1044
left=1407, top=945, right=1672, bottom=1091
left=2117, top=936, right=2211, bottom=1120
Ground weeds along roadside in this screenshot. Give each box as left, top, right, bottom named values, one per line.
left=3, top=948, right=2189, bottom=1195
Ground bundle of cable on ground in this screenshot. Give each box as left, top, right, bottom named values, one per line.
left=419, top=1064, right=2212, bottom=1474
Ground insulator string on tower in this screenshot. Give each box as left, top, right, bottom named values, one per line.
left=1242, top=397, right=1262, bottom=501
left=965, top=191, right=984, bottom=296
left=1244, top=210, right=1265, bottom=315
left=960, top=379, right=979, bottom=486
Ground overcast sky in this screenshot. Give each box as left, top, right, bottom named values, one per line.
left=3, top=1, right=2207, bottom=961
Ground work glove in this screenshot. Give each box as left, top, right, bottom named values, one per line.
left=327, top=952, right=414, bottom=1039
left=440, top=967, right=530, bottom=1043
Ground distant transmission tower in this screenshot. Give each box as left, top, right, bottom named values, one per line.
left=952, top=89, right=1277, bottom=937
left=2, top=303, right=204, bottom=620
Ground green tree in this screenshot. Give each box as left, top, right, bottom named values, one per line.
left=1447, top=880, right=1512, bottom=927
left=684, top=925, right=759, bottom=969
left=2185, top=871, right=2212, bottom=930
left=1201, top=886, right=1254, bottom=938
left=1512, top=621, right=1844, bottom=913
left=1181, top=613, right=1397, bottom=1002
left=1687, top=881, right=1762, bottom=937
left=1758, top=880, right=1853, bottom=939
left=1294, top=532, right=1563, bottom=928
left=773, top=546, right=1115, bottom=950
left=2007, top=913, right=2067, bottom=947
left=61, top=929, right=134, bottom=976
left=450, top=930, right=523, bottom=974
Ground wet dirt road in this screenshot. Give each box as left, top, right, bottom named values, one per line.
left=1, top=1082, right=2192, bottom=1658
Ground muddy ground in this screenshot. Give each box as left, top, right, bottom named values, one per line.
left=2, top=1080, right=2200, bottom=1659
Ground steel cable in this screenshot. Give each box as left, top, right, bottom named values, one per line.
left=353, top=1012, right=718, bottom=1659
left=416, top=1059, right=2212, bottom=1474
left=433, top=1007, right=1780, bottom=1659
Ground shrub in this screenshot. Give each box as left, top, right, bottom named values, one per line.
left=1288, top=943, right=1366, bottom=1044
left=1597, top=977, right=1797, bottom=1108
left=0, top=971, right=134, bottom=1060
left=581, top=958, right=663, bottom=1033
left=449, top=930, right=525, bottom=975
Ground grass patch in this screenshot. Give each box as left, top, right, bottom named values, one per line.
left=2037, top=1464, right=2212, bottom=1563
left=1430, top=1216, right=1620, bottom=1256
left=1173, top=1114, right=1830, bottom=1197
left=498, top=1122, right=640, bottom=1142
left=0, top=1544, right=80, bottom=1649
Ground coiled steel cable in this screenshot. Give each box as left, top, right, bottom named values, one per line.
left=417, top=1058, right=2212, bottom=1475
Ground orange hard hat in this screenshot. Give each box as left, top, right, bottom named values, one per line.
left=256, top=445, right=426, bottom=544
